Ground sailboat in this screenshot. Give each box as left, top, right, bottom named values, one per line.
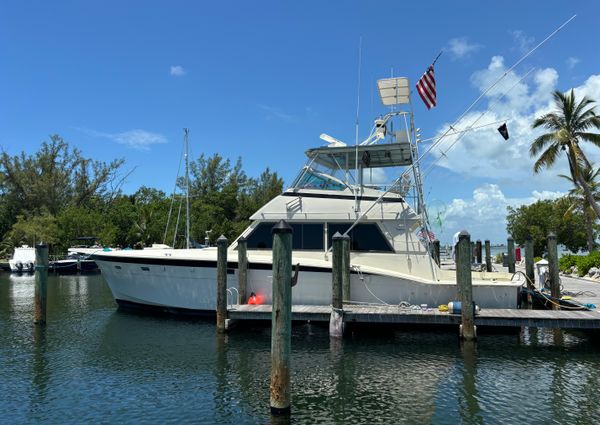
left=92, top=76, right=521, bottom=314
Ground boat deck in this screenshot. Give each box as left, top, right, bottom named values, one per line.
left=227, top=304, right=600, bottom=329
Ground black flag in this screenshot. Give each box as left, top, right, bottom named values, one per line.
left=497, top=123, right=509, bottom=140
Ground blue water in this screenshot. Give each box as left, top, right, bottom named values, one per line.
left=1, top=273, right=600, bottom=424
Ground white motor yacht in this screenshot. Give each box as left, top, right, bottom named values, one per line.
left=9, top=245, right=35, bottom=273
left=93, top=77, right=522, bottom=314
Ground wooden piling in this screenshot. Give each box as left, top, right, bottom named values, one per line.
left=34, top=243, right=49, bottom=325
left=237, top=236, right=248, bottom=304
left=476, top=240, right=482, bottom=264
left=341, top=234, right=351, bottom=302
left=432, top=240, right=441, bottom=267
left=216, top=235, right=228, bottom=333
left=470, top=241, right=476, bottom=263
left=270, top=220, right=293, bottom=416
left=330, top=233, right=345, bottom=338
left=331, top=233, right=343, bottom=310
left=524, top=235, right=535, bottom=287
left=547, top=232, right=560, bottom=310
left=507, top=236, right=515, bottom=273
left=484, top=240, right=492, bottom=272
left=457, top=231, right=476, bottom=340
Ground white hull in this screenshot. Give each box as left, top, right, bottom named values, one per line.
left=96, top=254, right=520, bottom=312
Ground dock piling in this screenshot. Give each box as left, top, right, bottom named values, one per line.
left=330, top=233, right=344, bottom=338
left=216, top=235, right=228, bottom=333
left=547, top=232, right=560, bottom=309
left=34, top=243, right=49, bottom=325
left=341, top=234, right=351, bottom=302
left=432, top=240, right=441, bottom=267
left=484, top=240, right=492, bottom=272
left=524, top=235, right=535, bottom=306
left=507, top=236, right=515, bottom=274
left=238, top=236, right=248, bottom=304
left=471, top=241, right=476, bottom=264
left=270, top=220, right=293, bottom=417
left=457, top=231, right=476, bottom=340
left=476, top=240, right=482, bottom=264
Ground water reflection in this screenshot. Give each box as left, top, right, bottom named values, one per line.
left=2, top=272, right=600, bottom=424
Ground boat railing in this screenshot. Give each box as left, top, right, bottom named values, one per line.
left=227, top=287, right=240, bottom=307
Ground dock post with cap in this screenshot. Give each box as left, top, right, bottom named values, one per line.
left=457, top=231, right=476, bottom=340
left=216, top=235, right=228, bottom=333
left=270, top=220, right=293, bottom=417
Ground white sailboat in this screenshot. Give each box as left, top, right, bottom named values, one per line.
left=93, top=77, right=521, bottom=314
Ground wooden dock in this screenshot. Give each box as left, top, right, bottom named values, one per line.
left=227, top=304, right=600, bottom=330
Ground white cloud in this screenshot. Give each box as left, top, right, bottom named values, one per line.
left=77, top=128, right=168, bottom=150
left=427, top=56, right=600, bottom=187
left=170, top=65, right=186, bottom=77
left=257, top=104, right=295, bottom=122
left=446, top=37, right=482, bottom=59
left=511, top=30, right=535, bottom=54
left=439, top=184, right=564, bottom=242
left=566, top=57, right=580, bottom=70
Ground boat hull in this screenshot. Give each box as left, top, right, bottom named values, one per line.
left=96, top=257, right=520, bottom=313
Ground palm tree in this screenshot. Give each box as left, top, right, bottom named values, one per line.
left=530, top=89, right=600, bottom=219
left=559, top=165, right=600, bottom=252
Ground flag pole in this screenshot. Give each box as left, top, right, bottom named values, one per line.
left=431, top=50, right=443, bottom=67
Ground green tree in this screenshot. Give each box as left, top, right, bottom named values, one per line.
left=5, top=213, right=60, bottom=248
left=506, top=198, right=588, bottom=256
left=530, top=89, right=600, bottom=219
left=559, top=165, right=600, bottom=252
left=0, top=135, right=124, bottom=220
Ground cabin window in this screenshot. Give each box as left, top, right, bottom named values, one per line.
left=246, top=222, right=325, bottom=250
left=328, top=223, right=393, bottom=252
left=295, top=169, right=346, bottom=191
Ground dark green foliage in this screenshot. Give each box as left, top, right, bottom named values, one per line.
left=0, top=137, right=284, bottom=256
left=559, top=254, right=578, bottom=272
left=506, top=197, right=589, bottom=256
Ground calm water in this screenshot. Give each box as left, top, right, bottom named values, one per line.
left=1, top=273, right=600, bottom=424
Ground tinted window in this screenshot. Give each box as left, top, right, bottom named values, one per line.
left=246, top=222, right=324, bottom=250
left=328, top=223, right=392, bottom=252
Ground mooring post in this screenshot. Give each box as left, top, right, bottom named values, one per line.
left=470, top=241, right=476, bottom=264
left=237, top=236, right=248, bottom=304
left=216, top=235, right=228, bottom=333
left=330, top=232, right=344, bottom=338
left=341, top=234, right=351, bottom=302
left=484, top=240, right=492, bottom=272
left=457, top=231, right=476, bottom=340
left=547, top=232, right=560, bottom=310
left=524, top=235, right=535, bottom=306
left=34, top=243, right=49, bottom=325
left=270, top=220, right=293, bottom=417
left=507, top=236, right=515, bottom=273
left=475, top=240, right=482, bottom=264
left=432, top=240, right=441, bottom=267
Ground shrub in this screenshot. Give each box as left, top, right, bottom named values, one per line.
left=494, top=253, right=503, bottom=264
left=559, top=254, right=578, bottom=272
left=533, top=256, right=543, bottom=263
left=574, top=251, right=600, bottom=277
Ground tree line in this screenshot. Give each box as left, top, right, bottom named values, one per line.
left=0, top=135, right=283, bottom=257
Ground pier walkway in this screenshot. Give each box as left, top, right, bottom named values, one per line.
left=227, top=304, right=600, bottom=330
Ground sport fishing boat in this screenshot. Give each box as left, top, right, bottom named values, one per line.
left=93, top=77, right=521, bottom=314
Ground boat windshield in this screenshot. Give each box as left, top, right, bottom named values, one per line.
left=293, top=168, right=347, bottom=191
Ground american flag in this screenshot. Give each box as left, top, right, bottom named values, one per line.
left=417, top=228, right=436, bottom=242
left=416, top=65, right=436, bottom=109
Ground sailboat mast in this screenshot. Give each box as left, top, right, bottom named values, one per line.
left=184, top=128, right=190, bottom=249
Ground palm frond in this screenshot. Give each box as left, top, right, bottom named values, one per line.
left=533, top=142, right=561, bottom=173
left=529, top=133, right=558, bottom=157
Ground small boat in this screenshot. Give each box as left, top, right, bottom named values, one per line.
left=50, top=253, right=100, bottom=274
left=9, top=245, right=35, bottom=273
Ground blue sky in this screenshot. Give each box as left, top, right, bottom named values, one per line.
left=1, top=1, right=599, bottom=243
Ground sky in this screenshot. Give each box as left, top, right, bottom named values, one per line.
left=1, top=1, right=599, bottom=243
